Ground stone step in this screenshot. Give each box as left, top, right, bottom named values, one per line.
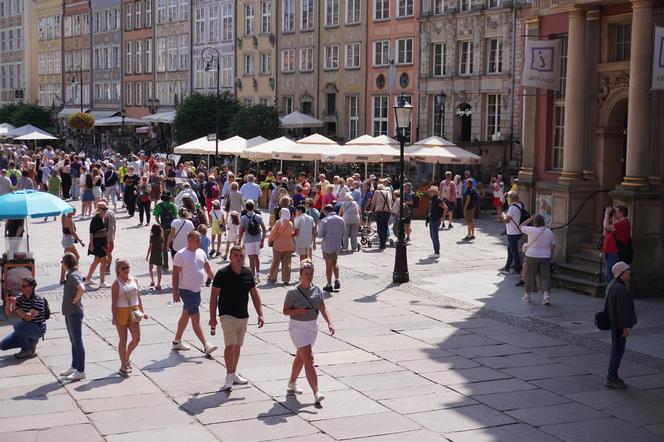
left=556, top=261, right=604, bottom=282
left=569, top=251, right=603, bottom=266
left=552, top=272, right=607, bottom=298
left=577, top=242, right=604, bottom=256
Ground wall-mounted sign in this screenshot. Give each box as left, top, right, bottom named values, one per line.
left=456, top=104, right=472, bottom=117
left=522, top=39, right=562, bottom=90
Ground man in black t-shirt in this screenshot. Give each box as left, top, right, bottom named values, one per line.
left=426, top=186, right=447, bottom=258
left=209, top=245, right=264, bottom=392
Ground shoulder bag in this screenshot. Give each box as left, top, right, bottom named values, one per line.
left=595, top=292, right=611, bottom=331
left=296, top=286, right=320, bottom=316
left=522, top=227, right=547, bottom=254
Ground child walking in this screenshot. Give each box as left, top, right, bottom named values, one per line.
left=197, top=224, right=212, bottom=287
left=146, top=224, right=164, bottom=290
left=222, top=210, right=240, bottom=260
left=209, top=199, right=224, bottom=257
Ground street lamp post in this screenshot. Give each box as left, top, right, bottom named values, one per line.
left=393, top=94, right=413, bottom=284
left=68, top=64, right=84, bottom=148
left=201, top=47, right=221, bottom=164
left=120, top=107, right=126, bottom=149
left=437, top=91, right=447, bottom=139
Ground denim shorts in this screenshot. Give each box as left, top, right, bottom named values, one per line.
left=179, top=289, right=201, bottom=315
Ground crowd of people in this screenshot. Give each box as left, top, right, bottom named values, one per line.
left=0, top=142, right=638, bottom=395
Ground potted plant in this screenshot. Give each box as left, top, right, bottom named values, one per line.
left=413, top=189, right=430, bottom=219
left=67, top=112, right=95, bottom=131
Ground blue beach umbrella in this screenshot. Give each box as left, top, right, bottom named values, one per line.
left=0, top=190, right=74, bottom=252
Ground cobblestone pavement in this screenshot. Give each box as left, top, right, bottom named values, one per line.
left=2, top=202, right=664, bottom=441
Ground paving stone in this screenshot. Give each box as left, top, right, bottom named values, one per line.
left=623, top=373, right=664, bottom=391
left=362, top=383, right=461, bottom=401
left=320, top=360, right=404, bottom=378
left=312, top=411, right=420, bottom=440
left=0, top=373, right=56, bottom=389
left=604, top=401, right=664, bottom=426
left=471, top=325, right=532, bottom=337
left=345, top=334, right=436, bottom=352
left=398, top=356, right=480, bottom=374
left=351, top=429, right=447, bottom=441
left=0, top=410, right=88, bottom=433
left=89, top=404, right=195, bottom=435
left=105, top=424, right=218, bottom=442
left=66, top=374, right=162, bottom=400
left=208, top=414, right=318, bottom=442
left=272, top=434, right=335, bottom=442
left=0, top=424, right=103, bottom=442
left=532, top=374, right=608, bottom=395
left=492, top=332, right=565, bottom=348
left=472, top=388, right=570, bottom=411
left=0, top=394, right=78, bottom=418
left=446, top=317, right=506, bottom=329
left=253, top=375, right=349, bottom=398
left=532, top=345, right=597, bottom=359
left=409, top=404, right=515, bottom=433
left=446, top=423, right=562, bottom=442
left=567, top=388, right=664, bottom=411
left=503, top=363, right=590, bottom=381
left=175, top=386, right=271, bottom=412
left=313, top=349, right=381, bottom=366
left=422, top=366, right=511, bottom=386
left=644, top=424, right=664, bottom=436
left=449, top=378, right=537, bottom=396
left=507, top=402, right=608, bottom=426
left=194, top=399, right=291, bottom=424
left=476, top=352, right=557, bottom=369
left=398, top=326, right=470, bottom=342
left=279, top=389, right=387, bottom=421
left=452, top=343, right=530, bottom=358
left=0, top=380, right=66, bottom=401
left=541, top=417, right=664, bottom=442
left=78, top=392, right=173, bottom=413
left=373, top=347, right=453, bottom=362
left=379, top=388, right=476, bottom=414
left=340, top=370, right=433, bottom=392
left=586, top=361, right=659, bottom=378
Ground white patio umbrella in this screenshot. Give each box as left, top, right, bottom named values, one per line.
left=324, top=135, right=401, bottom=179
left=280, top=111, right=323, bottom=129
left=405, top=136, right=480, bottom=181
left=245, top=136, right=269, bottom=174
left=241, top=136, right=299, bottom=171
left=279, top=133, right=340, bottom=175
left=0, top=122, right=16, bottom=138
left=173, top=136, right=210, bottom=155
left=13, top=131, right=58, bottom=148
left=141, top=111, right=176, bottom=124
left=94, top=116, right=145, bottom=126
left=8, top=124, right=54, bottom=138
left=372, top=135, right=402, bottom=177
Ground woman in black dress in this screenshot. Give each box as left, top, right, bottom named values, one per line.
left=84, top=201, right=110, bottom=288
left=123, top=166, right=140, bottom=217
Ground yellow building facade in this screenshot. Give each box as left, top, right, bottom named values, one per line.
left=28, top=0, right=64, bottom=107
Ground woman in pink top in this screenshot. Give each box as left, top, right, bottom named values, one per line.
left=320, top=186, right=337, bottom=208
left=268, top=208, right=295, bottom=284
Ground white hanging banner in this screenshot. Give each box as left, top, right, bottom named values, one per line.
left=653, top=27, right=664, bottom=90
left=522, top=39, right=562, bottom=90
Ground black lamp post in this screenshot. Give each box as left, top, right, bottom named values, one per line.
left=202, top=47, right=221, bottom=163
left=393, top=94, right=413, bottom=284
left=437, top=91, right=447, bottom=139
left=120, top=107, right=126, bottom=149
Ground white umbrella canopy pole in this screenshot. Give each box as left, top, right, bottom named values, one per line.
left=432, top=164, right=436, bottom=183
left=234, top=156, right=238, bottom=174
left=365, top=162, right=368, bottom=180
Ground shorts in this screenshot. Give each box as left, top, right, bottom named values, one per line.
left=226, top=230, right=238, bottom=243
left=211, top=221, right=222, bottom=236
left=296, top=247, right=312, bottom=256
left=179, top=289, right=201, bottom=315
left=323, top=252, right=338, bottom=262
left=464, top=208, right=475, bottom=224
left=289, top=319, right=318, bottom=349
left=244, top=241, right=261, bottom=256
left=220, top=315, right=249, bottom=346
left=444, top=199, right=456, bottom=212
left=492, top=198, right=503, bottom=210
left=115, top=306, right=140, bottom=327
left=62, top=234, right=75, bottom=249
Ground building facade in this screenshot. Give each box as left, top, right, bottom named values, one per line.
left=154, top=0, right=191, bottom=111
left=192, top=0, right=235, bottom=97
left=122, top=0, right=156, bottom=117
left=92, top=0, right=122, bottom=112
left=29, top=0, right=63, bottom=107
left=518, top=0, right=664, bottom=295
left=235, top=0, right=275, bottom=105
left=365, top=0, right=420, bottom=142
left=316, top=0, right=366, bottom=141
left=0, top=0, right=26, bottom=104
left=62, top=0, right=92, bottom=112
left=276, top=0, right=320, bottom=118
left=418, top=0, right=525, bottom=173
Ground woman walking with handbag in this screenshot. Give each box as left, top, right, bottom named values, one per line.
left=268, top=208, right=295, bottom=285
left=519, top=214, right=556, bottom=305
left=111, top=258, right=147, bottom=377
left=283, top=260, right=335, bottom=405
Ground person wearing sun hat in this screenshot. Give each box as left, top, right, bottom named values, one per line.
left=604, top=261, right=637, bottom=389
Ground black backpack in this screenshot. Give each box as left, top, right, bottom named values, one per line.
left=513, top=202, right=531, bottom=223
left=159, top=203, right=175, bottom=230
left=246, top=212, right=261, bottom=235
left=42, top=297, right=51, bottom=321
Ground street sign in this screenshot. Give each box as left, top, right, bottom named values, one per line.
left=207, top=133, right=217, bottom=142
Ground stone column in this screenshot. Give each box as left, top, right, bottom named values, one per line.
left=623, top=0, right=654, bottom=187
left=560, top=7, right=587, bottom=180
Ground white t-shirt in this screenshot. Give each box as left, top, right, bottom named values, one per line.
left=522, top=226, right=555, bottom=258
left=170, top=218, right=195, bottom=251
left=294, top=213, right=314, bottom=249
left=173, top=248, right=208, bottom=291
left=505, top=203, right=523, bottom=235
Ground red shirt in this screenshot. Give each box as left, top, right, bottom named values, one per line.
left=602, top=218, right=631, bottom=254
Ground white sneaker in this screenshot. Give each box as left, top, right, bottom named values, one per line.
left=430, top=253, right=440, bottom=258
left=234, top=373, right=249, bottom=385
left=99, top=282, right=110, bottom=288
left=172, top=341, right=191, bottom=351
left=522, top=294, right=532, bottom=303
left=314, top=391, right=325, bottom=404
left=66, top=370, right=86, bottom=381
left=59, top=367, right=75, bottom=377
left=204, top=342, right=218, bottom=355
left=287, top=382, right=303, bottom=394
left=543, top=295, right=551, bottom=305
left=220, top=373, right=234, bottom=391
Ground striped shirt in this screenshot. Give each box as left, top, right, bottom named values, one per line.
left=16, top=294, right=47, bottom=331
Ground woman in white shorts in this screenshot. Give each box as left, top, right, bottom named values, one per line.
left=282, top=260, right=334, bottom=405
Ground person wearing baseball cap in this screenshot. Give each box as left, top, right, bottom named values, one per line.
left=604, top=261, right=636, bottom=389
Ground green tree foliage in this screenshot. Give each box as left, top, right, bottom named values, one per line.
left=173, top=92, right=239, bottom=144
left=0, top=103, right=55, bottom=133
left=231, top=105, right=282, bottom=140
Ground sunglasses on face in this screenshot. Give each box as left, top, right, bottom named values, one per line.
left=99, top=207, right=108, bottom=211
